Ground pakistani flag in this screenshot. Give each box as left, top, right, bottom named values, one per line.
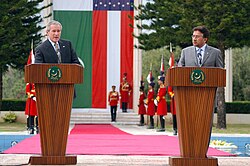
left=53, top=0, right=134, bottom=109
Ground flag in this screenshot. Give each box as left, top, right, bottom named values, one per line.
left=27, top=41, right=34, bottom=65
left=169, top=52, right=175, bottom=68
left=160, top=54, right=164, bottom=75
left=53, top=0, right=134, bottom=108
left=146, top=63, right=152, bottom=83
left=168, top=43, right=175, bottom=68
left=168, top=43, right=175, bottom=98
left=146, top=70, right=152, bottom=83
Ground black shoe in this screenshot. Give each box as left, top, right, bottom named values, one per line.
left=29, top=128, right=35, bottom=134
left=147, top=126, right=154, bottom=129
left=157, top=128, right=165, bottom=132
left=137, top=123, right=144, bottom=126
left=35, top=127, right=39, bottom=134
left=173, top=129, right=177, bottom=135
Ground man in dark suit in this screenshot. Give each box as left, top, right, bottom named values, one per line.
left=35, top=20, right=80, bottom=64
left=178, top=25, right=223, bottom=68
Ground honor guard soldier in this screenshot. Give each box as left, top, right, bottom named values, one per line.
left=25, top=50, right=38, bottom=134
left=155, top=75, right=168, bottom=132
left=108, top=85, right=119, bottom=122
left=119, top=73, right=132, bottom=112
left=168, top=86, right=177, bottom=135
left=146, top=78, right=156, bottom=129
left=138, top=81, right=146, bottom=126
left=25, top=83, right=38, bottom=134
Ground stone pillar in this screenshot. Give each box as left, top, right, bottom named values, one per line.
left=40, top=0, right=53, bottom=41
left=225, top=48, right=233, bottom=102
left=133, top=0, right=142, bottom=112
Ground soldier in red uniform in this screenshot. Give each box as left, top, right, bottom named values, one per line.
left=25, top=50, right=38, bottom=134
left=108, top=85, right=119, bottom=122
left=138, top=84, right=146, bottom=126
left=25, top=83, right=38, bottom=134
left=119, top=73, right=132, bottom=112
left=168, top=86, right=177, bottom=135
left=155, top=75, right=167, bottom=132
left=146, top=80, right=155, bottom=129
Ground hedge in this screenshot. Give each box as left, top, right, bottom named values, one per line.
left=1, top=99, right=249, bottom=114
left=224, top=101, right=250, bottom=114
left=1, top=99, right=26, bottom=111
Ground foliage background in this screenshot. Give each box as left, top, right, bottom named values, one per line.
left=3, top=46, right=249, bottom=102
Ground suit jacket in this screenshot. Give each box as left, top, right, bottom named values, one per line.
left=178, top=45, right=223, bottom=67
left=35, top=39, right=80, bottom=64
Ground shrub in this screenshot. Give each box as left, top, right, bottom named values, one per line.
left=2, top=111, right=17, bottom=123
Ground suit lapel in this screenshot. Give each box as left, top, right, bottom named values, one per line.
left=59, top=40, right=66, bottom=63
left=45, top=40, right=58, bottom=62
left=191, top=46, right=198, bottom=66
left=202, top=45, right=210, bottom=66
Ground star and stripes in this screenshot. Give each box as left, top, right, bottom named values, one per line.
left=93, top=0, right=134, bottom=11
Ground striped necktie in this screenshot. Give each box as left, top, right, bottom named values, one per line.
left=197, top=48, right=202, bottom=67
left=55, top=43, right=61, bottom=63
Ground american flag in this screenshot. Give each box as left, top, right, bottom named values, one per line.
left=93, top=0, right=134, bottom=11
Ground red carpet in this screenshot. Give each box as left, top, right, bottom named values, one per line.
left=70, top=124, right=130, bottom=135
left=4, top=124, right=234, bottom=156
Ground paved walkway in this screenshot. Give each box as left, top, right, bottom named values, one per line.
left=0, top=124, right=250, bottom=166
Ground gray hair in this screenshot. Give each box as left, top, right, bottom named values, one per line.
left=46, top=20, right=62, bottom=32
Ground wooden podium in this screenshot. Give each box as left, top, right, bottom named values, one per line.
left=25, top=64, right=83, bottom=165
left=166, top=67, right=226, bottom=166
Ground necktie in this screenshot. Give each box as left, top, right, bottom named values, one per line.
left=55, top=43, right=61, bottom=63
left=197, top=48, right=202, bottom=67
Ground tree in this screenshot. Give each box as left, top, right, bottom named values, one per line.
left=232, top=47, right=250, bottom=101
left=135, top=0, right=250, bottom=129
left=0, top=0, right=51, bottom=109
left=3, top=67, right=26, bottom=100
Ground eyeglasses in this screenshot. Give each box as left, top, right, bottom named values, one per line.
left=191, top=35, right=203, bottom=38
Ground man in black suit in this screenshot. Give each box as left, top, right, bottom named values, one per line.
left=35, top=20, right=80, bottom=64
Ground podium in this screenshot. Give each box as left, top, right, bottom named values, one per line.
left=25, top=64, right=83, bottom=165
left=166, top=67, right=226, bottom=166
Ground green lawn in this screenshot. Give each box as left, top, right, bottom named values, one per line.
left=165, top=124, right=250, bottom=134
left=211, top=124, right=250, bottom=134
left=0, top=122, right=26, bottom=132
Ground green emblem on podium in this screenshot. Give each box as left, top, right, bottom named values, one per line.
left=190, top=69, right=205, bottom=84
left=47, top=66, right=62, bottom=82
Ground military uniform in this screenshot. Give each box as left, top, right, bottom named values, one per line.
left=25, top=83, right=38, bottom=134
left=119, top=75, right=132, bottom=112
left=138, top=87, right=146, bottom=126
left=146, top=82, right=155, bottom=129
left=108, top=87, right=119, bottom=122
left=168, top=86, right=177, bottom=135
left=156, top=76, right=167, bottom=132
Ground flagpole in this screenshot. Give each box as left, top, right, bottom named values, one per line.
left=31, top=39, right=33, bottom=50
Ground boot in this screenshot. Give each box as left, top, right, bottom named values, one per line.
left=138, top=115, right=144, bottom=126
left=26, top=116, right=30, bottom=130
left=173, top=128, right=177, bottom=135
left=147, top=116, right=154, bottom=129
left=35, top=116, right=39, bottom=134
left=157, top=116, right=165, bottom=132
left=29, top=116, right=35, bottom=134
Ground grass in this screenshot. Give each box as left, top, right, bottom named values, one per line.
left=211, top=124, right=250, bottom=134
left=0, top=122, right=26, bottom=132
left=165, top=124, right=250, bottom=134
